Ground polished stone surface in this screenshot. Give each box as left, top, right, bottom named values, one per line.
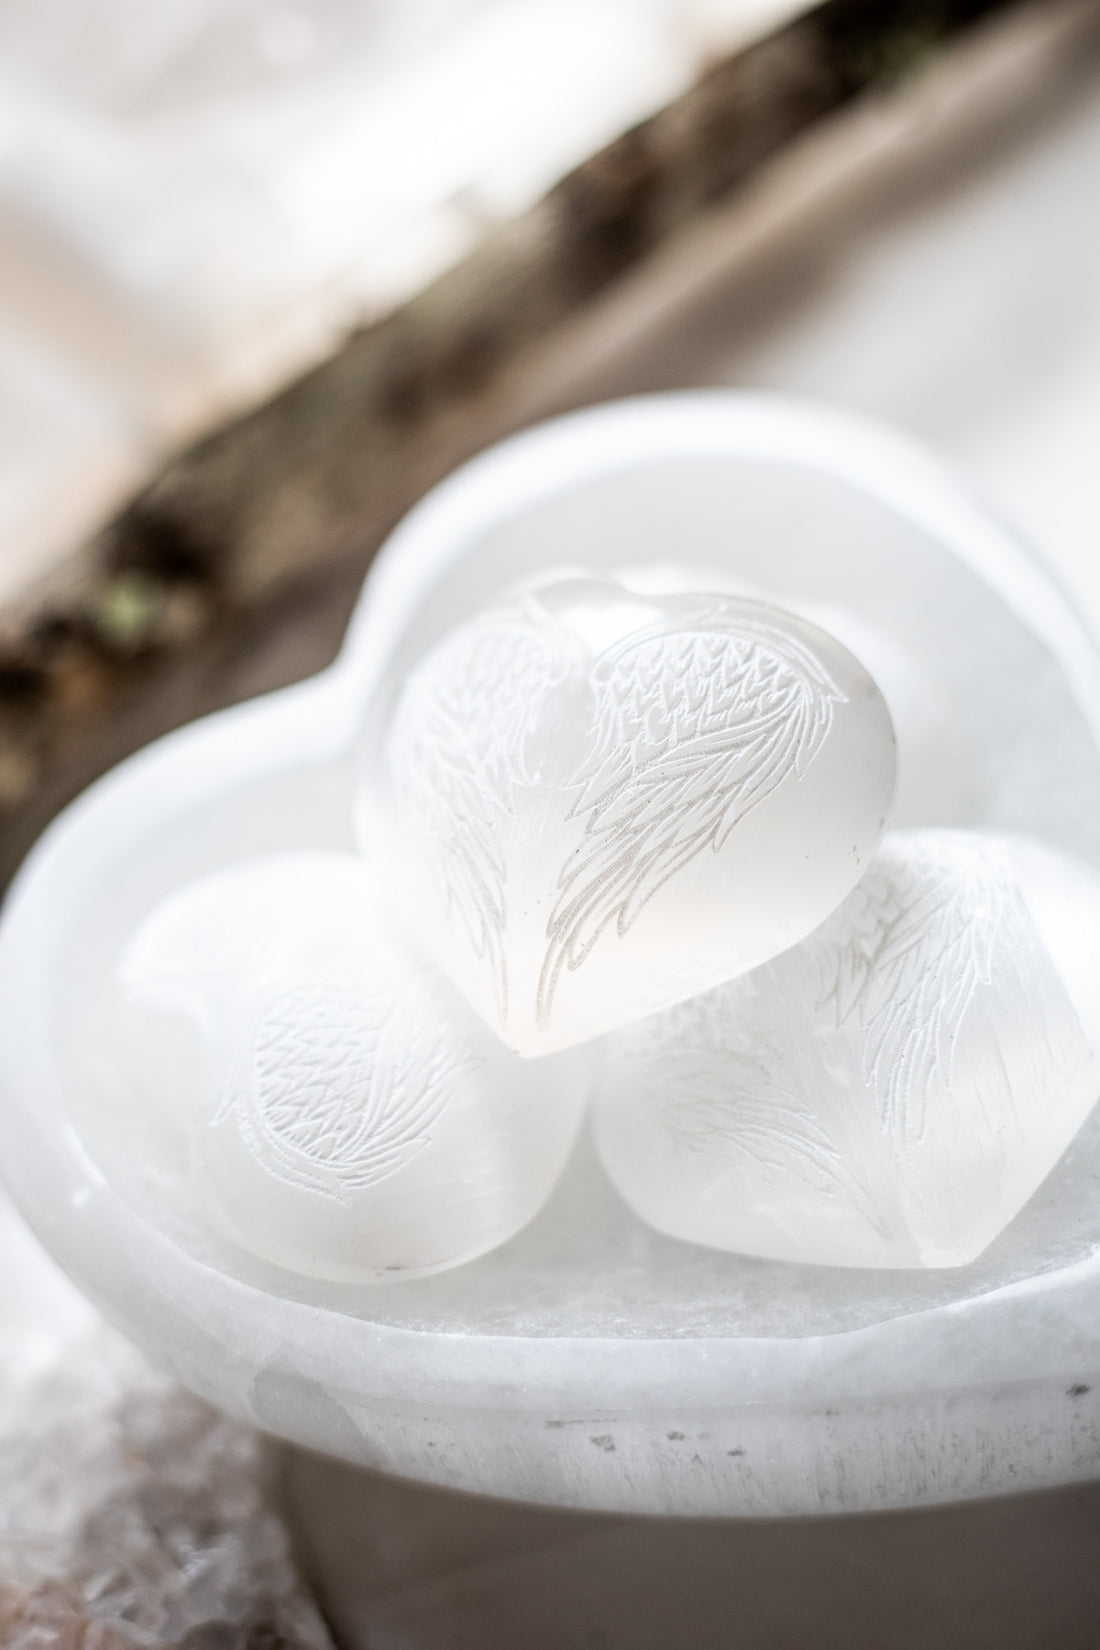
left=119, top=850, right=590, bottom=1281
left=597, top=828, right=1100, bottom=1268
left=364, top=576, right=894, bottom=1054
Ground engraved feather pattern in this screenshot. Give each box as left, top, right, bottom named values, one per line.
left=811, top=838, right=1020, bottom=1152
left=630, top=985, right=856, bottom=1200
left=216, top=980, right=478, bottom=1205
left=388, top=606, right=571, bottom=1020
left=538, top=611, right=845, bottom=1026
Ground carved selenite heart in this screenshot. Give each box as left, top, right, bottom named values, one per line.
left=118, top=852, right=590, bottom=1282
left=595, top=830, right=1100, bottom=1269
left=361, top=577, right=897, bottom=1055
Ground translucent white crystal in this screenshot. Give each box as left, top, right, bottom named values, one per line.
left=119, top=852, right=590, bottom=1282
left=360, top=576, right=896, bottom=1056
left=595, top=830, right=1100, bottom=1269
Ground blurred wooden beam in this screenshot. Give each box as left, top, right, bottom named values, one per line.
left=0, top=0, right=1090, bottom=884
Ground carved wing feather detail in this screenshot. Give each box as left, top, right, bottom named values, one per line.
left=814, top=840, right=1016, bottom=1148
left=232, top=982, right=478, bottom=1204
left=537, top=614, right=845, bottom=1026
left=629, top=988, right=882, bottom=1223
left=654, top=1043, right=846, bottom=1195
left=389, top=607, right=570, bottom=1019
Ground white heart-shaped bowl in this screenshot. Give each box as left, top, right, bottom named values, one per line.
left=3, top=392, right=1100, bottom=1518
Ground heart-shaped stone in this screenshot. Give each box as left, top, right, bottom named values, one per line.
left=117, top=852, right=590, bottom=1282
left=594, top=829, right=1100, bottom=1269
left=360, top=576, right=897, bottom=1054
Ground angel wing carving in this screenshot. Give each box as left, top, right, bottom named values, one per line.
left=629, top=986, right=881, bottom=1221
left=811, top=838, right=1018, bottom=1151
left=537, top=611, right=845, bottom=1027
left=218, top=981, right=478, bottom=1204
left=388, top=605, right=570, bottom=1020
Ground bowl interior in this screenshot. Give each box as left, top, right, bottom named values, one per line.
left=45, top=420, right=1100, bottom=1347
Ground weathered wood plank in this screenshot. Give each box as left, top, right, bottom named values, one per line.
left=0, top=0, right=1053, bottom=882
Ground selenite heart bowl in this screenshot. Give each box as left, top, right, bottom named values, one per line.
left=3, top=392, right=1100, bottom=1518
